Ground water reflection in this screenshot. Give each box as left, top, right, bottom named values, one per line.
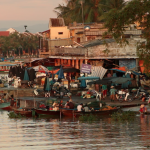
left=0, top=110, right=150, bottom=149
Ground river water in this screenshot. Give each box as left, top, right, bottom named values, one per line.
left=0, top=110, right=150, bottom=150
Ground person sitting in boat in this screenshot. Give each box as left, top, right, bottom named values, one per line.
left=59, top=100, right=64, bottom=108
left=141, top=93, right=146, bottom=102
left=68, top=99, right=74, bottom=109
left=83, top=104, right=89, bottom=112
left=53, top=102, right=59, bottom=111
left=77, top=103, right=83, bottom=112
left=4, top=92, right=11, bottom=102
left=39, top=103, right=46, bottom=109
left=139, top=104, right=147, bottom=114
left=0, top=96, right=5, bottom=103
left=65, top=101, right=70, bottom=108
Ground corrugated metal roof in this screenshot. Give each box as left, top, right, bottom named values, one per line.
left=83, top=39, right=115, bottom=47
left=0, top=31, right=9, bottom=37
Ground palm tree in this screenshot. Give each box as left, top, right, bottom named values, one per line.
left=54, top=0, right=107, bottom=24
left=105, top=0, right=126, bottom=11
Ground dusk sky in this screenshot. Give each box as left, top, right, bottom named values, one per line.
left=0, top=0, right=129, bottom=31
left=0, top=0, right=65, bottom=29
left=0, top=0, right=65, bottom=20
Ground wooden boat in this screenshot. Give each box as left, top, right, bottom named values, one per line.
left=13, top=108, right=33, bottom=117
left=60, top=106, right=119, bottom=117
left=75, top=108, right=119, bottom=117
left=35, top=109, right=60, bottom=116
left=60, top=108, right=76, bottom=117
left=0, top=102, right=12, bottom=111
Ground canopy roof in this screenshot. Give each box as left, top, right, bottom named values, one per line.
left=78, top=76, right=100, bottom=80
left=33, top=65, right=49, bottom=72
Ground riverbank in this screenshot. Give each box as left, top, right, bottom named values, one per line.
left=0, top=87, right=147, bottom=108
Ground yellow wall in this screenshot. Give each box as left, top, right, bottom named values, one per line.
left=50, top=26, right=70, bottom=39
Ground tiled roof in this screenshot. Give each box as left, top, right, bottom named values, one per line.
left=0, top=31, right=9, bottom=36
left=49, top=18, right=65, bottom=27
left=41, top=30, right=50, bottom=33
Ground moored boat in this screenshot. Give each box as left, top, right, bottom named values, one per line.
left=75, top=107, right=119, bottom=117
left=13, top=108, right=33, bottom=117
left=60, top=106, right=119, bottom=117
left=35, top=109, right=60, bottom=116
left=60, top=108, right=76, bottom=117
left=0, top=102, right=11, bottom=111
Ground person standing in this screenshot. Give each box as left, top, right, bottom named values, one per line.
left=139, top=104, right=147, bottom=114
left=110, top=86, right=117, bottom=102
left=102, top=84, right=107, bottom=99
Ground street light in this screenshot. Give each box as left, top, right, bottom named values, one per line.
left=24, top=25, right=29, bottom=32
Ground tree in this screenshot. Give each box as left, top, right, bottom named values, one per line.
left=103, top=0, right=150, bottom=75
left=0, top=36, right=11, bottom=57
left=0, top=33, right=40, bottom=58
left=54, top=0, right=107, bottom=24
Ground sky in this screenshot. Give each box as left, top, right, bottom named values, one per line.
left=0, top=0, right=129, bottom=31
left=0, top=0, right=65, bottom=28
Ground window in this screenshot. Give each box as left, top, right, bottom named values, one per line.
left=58, top=32, right=63, bottom=35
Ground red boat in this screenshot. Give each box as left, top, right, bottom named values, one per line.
left=35, top=109, right=60, bottom=116
left=60, top=106, right=119, bottom=117
left=0, top=102, right=12, bottom=111
left=1, top=106, right=12, bottom=111
left=13, top=108, right=33, bottom=117
left=60, top=108, right=77, bottom=117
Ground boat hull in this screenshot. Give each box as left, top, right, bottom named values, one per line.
left=35, top=109, right=60, bottom=116
left=0, top=103, right=11, bottom=111
left=14, top=109, right=32, bottom=117
left=75, top=109, right=119, bottom=117
left=61, top=107, right=119, bottom=117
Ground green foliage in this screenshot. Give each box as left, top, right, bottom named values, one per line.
left=79, top=114, right=99, bottom=123
left=7, top=111, right=25, bottom=118
left=111, top=111, right=136, bottom=122
left=0, top=32, right=40, bottom=57
left=54, top=0, right=107, bottom=25
left=103, top=0, right=150, bottom=76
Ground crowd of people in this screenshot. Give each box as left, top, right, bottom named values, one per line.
left=38, top=98, right=93, bottom=112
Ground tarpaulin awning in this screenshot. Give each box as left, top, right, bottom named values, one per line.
left=110, top=66, right=126, bottom=73
left=110, top=77, right=133, bottom=84
left=58, top=66, right=64, bottom=79
left=132, top=70, right=142, bottom=76
left=78, top=76, right=100, bottom=80
left=33, top=65, right=49, bottom=73
left=56, top=67, right=80, bottom=74
left=49, top=69, right=60, bottom=74
left=87, top=79, right=111, bottom=85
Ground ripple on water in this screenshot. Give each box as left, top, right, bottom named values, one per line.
left=0, top=110, right=150, bottom=149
